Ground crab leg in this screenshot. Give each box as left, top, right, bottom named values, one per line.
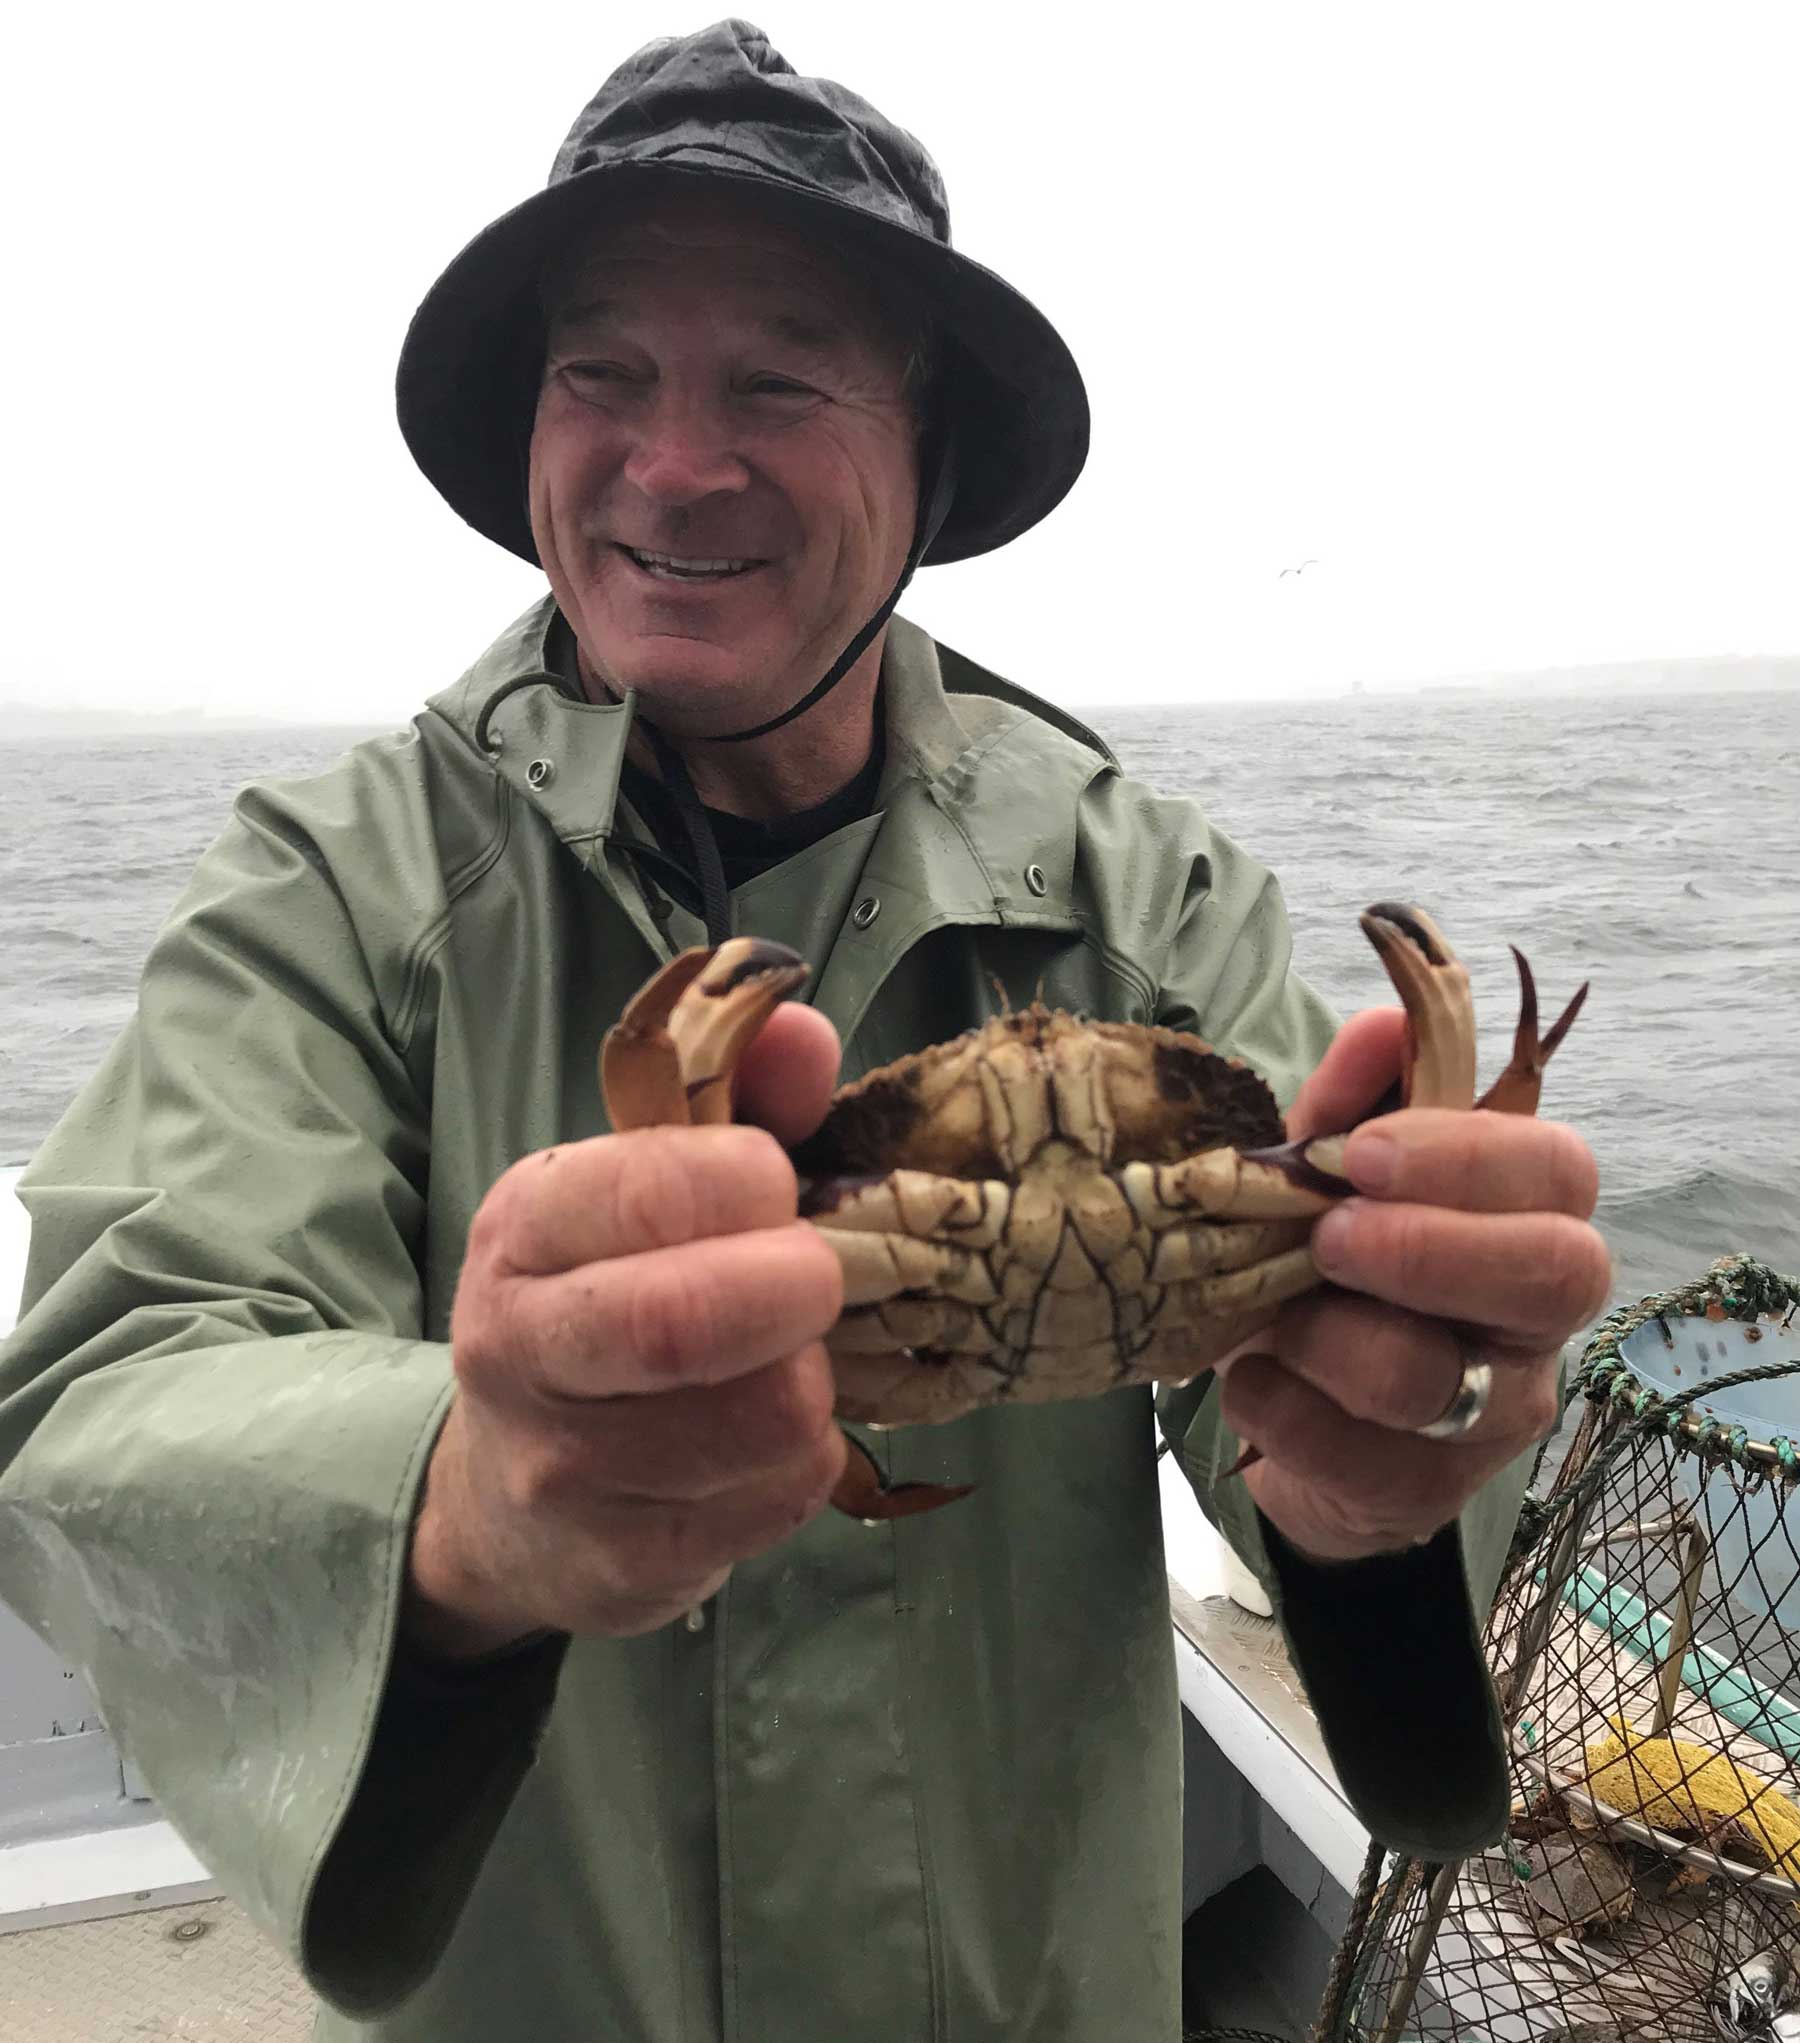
left=830, top=1247, right=1323, bottom=1354
left=810, top=1151, right=1335, bottom=1240
left=599, top=939, right=971, bottom=1524
left=832, top=1293, right=1312, bottom=1427
left=801, top=1170, right=1010, bottom=1249
left=820, top=1205, right=1311, bottom=1309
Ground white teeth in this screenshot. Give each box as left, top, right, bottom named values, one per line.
left=626, top=548, right=756, bottom=578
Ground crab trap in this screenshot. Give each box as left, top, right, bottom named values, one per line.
left=1317, top=1255, right=1800, bottom=2043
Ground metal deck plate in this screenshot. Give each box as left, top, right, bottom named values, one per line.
left=0, top=1898, right=312, bottom=2041
left=1169, top=1574, right=1371, bottom=1890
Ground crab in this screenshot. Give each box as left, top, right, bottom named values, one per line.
left=600, top=902, right=1585, bottom=1519
left=1518, top=1833, right=1637, bottom=1941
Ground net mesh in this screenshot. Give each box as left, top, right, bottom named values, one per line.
left=1319, top=1254, right=1800, bottom=2043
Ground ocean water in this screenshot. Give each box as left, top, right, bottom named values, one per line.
left=2, top=689, right=1798, bottom=1328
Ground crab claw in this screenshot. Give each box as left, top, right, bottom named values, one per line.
left=1356, top=902, right=1479, bottom=1113
left=1239, top=901, right=1478, bottom=1196
left=600, top=938, right=810, bottom=1131
left=1473, top=947, right=1589, bottom=1117
left=831, top=1433, right=975, bottom=1524
left=600, top=940, right=973, bottom=1525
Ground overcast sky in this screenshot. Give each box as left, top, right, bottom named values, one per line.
left=9, top=2, right=1798, bottom=719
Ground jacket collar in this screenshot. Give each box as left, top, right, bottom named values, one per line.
left=425, top=598, right=1115, bottom=957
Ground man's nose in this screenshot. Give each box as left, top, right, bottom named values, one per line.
left=621, top=393, right=751, bottom=505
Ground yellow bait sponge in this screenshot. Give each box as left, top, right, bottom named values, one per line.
left=1583, top=1715, right=1800, bottom=1882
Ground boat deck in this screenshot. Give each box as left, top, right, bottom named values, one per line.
left=3, top=1897, right=311, bottom=2042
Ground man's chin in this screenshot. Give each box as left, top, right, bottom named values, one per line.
left=585, top=653, right=793, bottom=737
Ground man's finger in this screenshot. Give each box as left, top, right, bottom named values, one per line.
left=1223, top=1346, right=1550, bottom=1467
left=1223, top=1292, right=1561, bottom=1439
left=485, top=1124, right=801, bottom=1274
left=509, top=1344, right=842, bottom=1501
left=580, top=1429, right=848, bottom=1611
left=475, top=1223, right=843, bottom=1397
left=1340, top=1109, right=1599, bottom=1218
left=1310, top=1200, right=1614, bottom=1341
left=1220, top=1359, right=1542, bottom=1560
left=1283, top=1007, right=1406, bottom=1143
left=735, top=1000, right=842, bottom=1146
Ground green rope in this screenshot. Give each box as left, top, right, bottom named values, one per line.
left=1503, top=1258, right=1800, bottom=1586
left=1576, top=1250, right=1800, bottom=1403
left=1526, top=1255, right=1800, bottom=1551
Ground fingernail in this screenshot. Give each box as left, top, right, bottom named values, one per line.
left=1346, top=1131, right=1396, bottom=1193
left=1311, top=1202, right=1357, bottom=1275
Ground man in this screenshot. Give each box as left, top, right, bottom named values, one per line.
left=0, top=24, right=1607, bottom=2040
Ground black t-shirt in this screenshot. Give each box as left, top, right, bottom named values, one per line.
left=618, top=717, right=886, bottom=896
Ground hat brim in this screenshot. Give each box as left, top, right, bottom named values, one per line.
left=395, top=162, right=1089, bottom=568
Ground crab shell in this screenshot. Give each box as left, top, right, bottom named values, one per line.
left=600, top=906, right=1585, bottom=1443
left=792, top=1007, right=1327, bottom=1425
left=1518, top=1834, right=1635, bottom=1939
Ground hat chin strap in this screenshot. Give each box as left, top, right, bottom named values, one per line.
left=639, top=429, right=959, bottom=946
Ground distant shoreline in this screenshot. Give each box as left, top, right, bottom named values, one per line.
left=0, top=707, right=389, bottom=742
left=1255, top=654, right=1800, bottom=705
left=1085, top=678, right=1800, bottom=713
left=6, top=653, right=1797, bottom=736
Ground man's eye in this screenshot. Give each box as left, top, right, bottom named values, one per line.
left=562, top=360, right=629, bottom=386
left=743, top=374, right=815, bottom=399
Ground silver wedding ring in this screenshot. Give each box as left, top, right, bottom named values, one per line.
left=1415, top=1348, right=1494, bottom=1441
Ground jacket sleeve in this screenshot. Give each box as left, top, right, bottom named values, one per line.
left=0, top=754, right=556, bottom=2016
left=1147, top=809, right=1528, bottom=1861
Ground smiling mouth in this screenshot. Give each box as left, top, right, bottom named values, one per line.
left=619, top=545, right=765, bottom=583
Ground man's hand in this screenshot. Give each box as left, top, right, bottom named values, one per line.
left=1218, top=1007, right=1612, bottom=1564
left=406, top=1001, right=847, bottom=1657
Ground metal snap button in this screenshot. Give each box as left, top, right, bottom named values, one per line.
left=1025, top=863, right=1048, bottom=896
left=526, top=758, right=555, bottom=789
left=851, top=895, right=881, bottom=929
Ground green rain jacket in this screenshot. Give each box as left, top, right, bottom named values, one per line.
left=0, top=605, right=1524, bottom=2040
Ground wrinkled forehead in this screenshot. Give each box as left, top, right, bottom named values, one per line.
left=542, top=188, right=907, bottom=358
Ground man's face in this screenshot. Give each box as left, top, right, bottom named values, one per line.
left=530, top=194, right=921, bottom=736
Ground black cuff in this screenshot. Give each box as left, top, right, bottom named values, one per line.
left=1262, top=1514, right=1508, bottom=1860
left=302, top=1631, right=570, bottom=2015
left=388, top=1627, right=566, bottom=1701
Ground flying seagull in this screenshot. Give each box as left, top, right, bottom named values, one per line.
left=1279, top=559, right=1319, bottom=578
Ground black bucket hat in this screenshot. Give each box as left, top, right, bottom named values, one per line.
left=396, top=18, right=1089, bottom=568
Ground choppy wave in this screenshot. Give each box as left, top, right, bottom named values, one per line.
left=0, top=724, right=387, bottom=1164
left=4, top=693, right=1798, bottom=1323
left=1100, top=687, right=1800, bottom=1314
left=1598, top=1170, right=1800, bottom=1308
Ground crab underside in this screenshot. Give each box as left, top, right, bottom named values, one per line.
left=600, top=902, right=1585, bottom=1515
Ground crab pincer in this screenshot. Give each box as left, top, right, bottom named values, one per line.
left=599, top=937, right=972, bottom=1524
